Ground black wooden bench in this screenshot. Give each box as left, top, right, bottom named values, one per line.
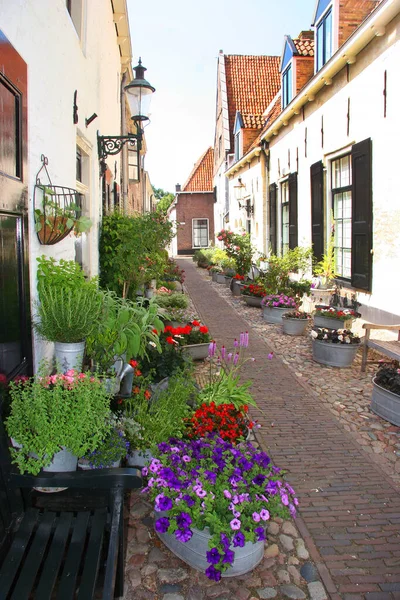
left=0, top=460, right=142, bottom=599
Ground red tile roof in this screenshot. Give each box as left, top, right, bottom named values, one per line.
left=293, top=34, right=314, bottom=57
left=182, top=147, right=214, bottom=192
left=224, top=55, right=280, bottom=148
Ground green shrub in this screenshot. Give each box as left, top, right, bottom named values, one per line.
left=154, top=292, right=189, bottom=310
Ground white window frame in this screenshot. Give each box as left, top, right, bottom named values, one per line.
left=192, top=218, right=209, bottom=248
left=75, top=136, right=92, bottom=274
left=279, top=178, right=289, bottom=256
left=282, top=63, right=292, bottom=109
left=330, top=153, right=352, bottom=280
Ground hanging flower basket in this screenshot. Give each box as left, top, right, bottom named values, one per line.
left=33, top=155, right=92, bottom=245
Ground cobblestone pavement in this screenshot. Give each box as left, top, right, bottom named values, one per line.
left=124, top=260, right=400, bottom=600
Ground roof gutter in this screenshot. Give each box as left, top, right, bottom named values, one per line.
left=261, top=0, right=399, bottom=143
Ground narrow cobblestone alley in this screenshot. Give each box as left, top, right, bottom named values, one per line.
left=175, top=258, right=400, bottom=600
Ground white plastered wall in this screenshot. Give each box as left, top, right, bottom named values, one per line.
left=0, top=0, right=125, bottom=368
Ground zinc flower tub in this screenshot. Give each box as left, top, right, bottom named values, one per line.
left=182, top=342, right=210, bottom=361
left=262, top=306, right=292, bottom=324
left=144, top=436, right=298, bottom=582
left=370, top=378, right=400, bottom=426
left=282, top=316, right=309, bottom=336
left=312, top=339, right=359, bottom=367
left=243, top=296, right=263, bottom=308
left=313, top=315, right=353, bottom=330
left=157, top=520, right=264, bottom=576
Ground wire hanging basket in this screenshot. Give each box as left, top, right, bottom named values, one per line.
left=33, top=155, right=83, bottom=245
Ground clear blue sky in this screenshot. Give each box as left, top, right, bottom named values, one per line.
left=127, top=0, right=317, bottom=193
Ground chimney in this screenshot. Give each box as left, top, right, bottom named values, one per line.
left=298, top=30, right=314, bottom=40
left=175, top=184, right=181, bottom=192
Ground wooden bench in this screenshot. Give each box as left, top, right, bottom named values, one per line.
left=0, top=450, right=142, bottom=599
left=361, top=322, right=400, bottom=372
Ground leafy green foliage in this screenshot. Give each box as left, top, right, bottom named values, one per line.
left=6, top=370, right=112, bottom=475
left=154, top=292, right=189, bottom=310
left=100, top=211, right=174, bottom=299
left=123, top=372, right=197, bottom=451
left=35, top=256, right=103, bottom=343
left=199, top=371, right=256, bottom=411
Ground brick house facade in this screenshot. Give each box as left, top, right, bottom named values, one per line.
left=168, top=148, right=214, bottom=256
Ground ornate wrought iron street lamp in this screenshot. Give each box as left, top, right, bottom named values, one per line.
left=234, top=177, right=254, bottom=217
left=97, top=59, right=155, bottom=170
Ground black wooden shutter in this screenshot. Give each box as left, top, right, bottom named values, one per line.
left=288, top=172, right=298, bottom=249
left=310, top=161, right=324, bottom=262
left=269, top=183, right=277, bottom=254
left=351, top=138, right=372, bottom=291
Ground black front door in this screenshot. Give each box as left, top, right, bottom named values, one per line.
left=0, top=30, right=31, bottom=382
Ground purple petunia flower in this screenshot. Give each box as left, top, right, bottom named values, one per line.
left=252, top=474, right=266, bottom=486
left=254, top=526, right=266, bottom=541
left=155, top=495, right=173, bottom=512
left=157, top=442, right=171, bottom=453
left=205, top=565, right=222, bottom=582
left=206, top=547, right=221, bottom=565
left=182, top=454, right=191, bottom=462
left=196, top=488, right=207, bottom=498
left=223, top=489, right=232, bottom=499
left=281, top=493, right=289, bottom=506
left=260, top=509, right=270, bottom=521
left=183, top=494, right=195, bottom=507
left=222, top=549, right=235, bottom=564
left=232, top=532, right=245, bottom=547
left=230, top=518, right=241, bottom=530
left=175, top=528, right=193, bottom=542
left=176, top=512, right=192, bottom=528
left=220, top=532, right=230, bottom=551
left=204, top=470, right=217, bottom=484
left=154, top=517, right=170, bottom=533
left=252, top=512, right=261, bottom=522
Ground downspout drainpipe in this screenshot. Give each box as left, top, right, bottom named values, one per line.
left=121, top=71, right=129, bottom=214
left=261, top=140, right=270, bottom=256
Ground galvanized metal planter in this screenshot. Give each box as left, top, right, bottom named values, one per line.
left=312, top=339, right=359, bottom=367
left=282, top=317, right=309, bottom=336
left=182, top=343, right=210, bottom=361
left=216, top=273, right=226, bottom=284
left=54, top=341, right=85, bottom=373
left=224, top=276, right=233, bottom=287
left=313, top=315, right=353, bottom=330
left=231, top=280, right=243, bottom=297
left=243, top=296, right=263, bottom=308
left=157, top=525, right=264, bottom=577
left=371, top=379, right=400, bottom=426
left=262, top=306, right=291, bottom=324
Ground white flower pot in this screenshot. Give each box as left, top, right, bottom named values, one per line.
left=54, top=341, right=85, bottom=373
left=370, top=379, right=400, bottom=426
left=312, top=339, right=359, bottom=367
left=262, top=306, right=292, bottom=324
left=157, top=524, right=264, bottom=577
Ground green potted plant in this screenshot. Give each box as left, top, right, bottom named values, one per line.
left=123, top=372, right=196, bottom=466
left=79, top=424, right=130, bottom=469
left=314, top=234, right=337, bottom=289
left=34, top=257, right=103, bottom=372
left=85, top=292, right=163, bottom=377
left=6, top=369, right=112, bottom=475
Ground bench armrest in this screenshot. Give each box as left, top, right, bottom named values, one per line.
left=362, top=323, right=400, bottom=331
left=10, top=467, right=143, bottom=490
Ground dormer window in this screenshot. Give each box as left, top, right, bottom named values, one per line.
left=282, top=64, right=292, bottom=109
left=233, top=112, right=244, bottom=162
left=316, top=6, right=332, bottom=71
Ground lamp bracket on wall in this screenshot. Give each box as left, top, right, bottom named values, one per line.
left=97, top=133, right=141, bottom=160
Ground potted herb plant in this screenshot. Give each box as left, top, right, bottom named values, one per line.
left=123, top=372, right=196, bottom=466
left=370, top=360, right=400, bottom=426
left=282, top=311, right=311, bottom=336
left=311, top=328, right=361, bottom=367
left=261, top=294, right=298, bottom=324
left=34, top=257, right=103, bottom=372
left=6, top=369, right=112, bottom=475
left=79, top=425, right=130, bottom=469
left=145, top=435, right=298, bottom=580
left=314, top=234, right=337, bottom=289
